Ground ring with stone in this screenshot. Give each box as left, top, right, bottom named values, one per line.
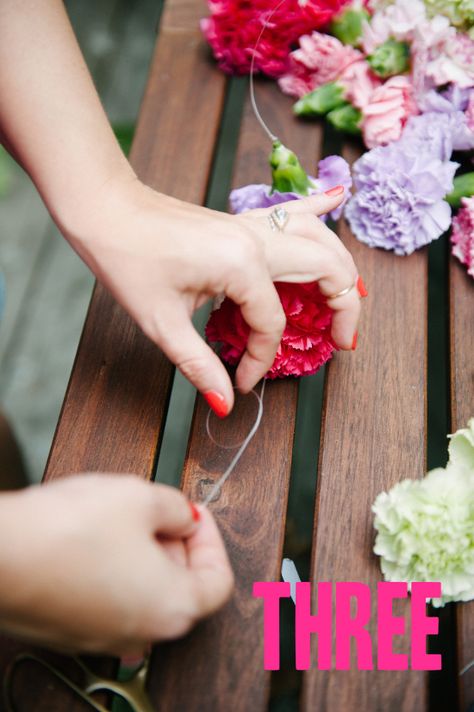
left=268, top=206, right=290, bottom=232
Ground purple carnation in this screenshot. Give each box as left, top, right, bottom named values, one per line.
left=229, top=155, right=352, bottom=221
left=345, top=140, right=458, bottom=255
left=401, top=112, right=474, bottom=161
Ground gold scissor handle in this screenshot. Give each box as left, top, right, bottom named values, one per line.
left=3, top=652, right=154, bottom=712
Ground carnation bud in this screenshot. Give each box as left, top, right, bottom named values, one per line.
left=269, top=140, right=313, bottom=195
left=293, top=82, right=347, bottom=117
left=367, top=39, right=410, bottom=78
left=326, top=104, right=362, bottom=135
left=330, top=7, right=370, bottom=46
left=446, top=172, right=474, bottom=208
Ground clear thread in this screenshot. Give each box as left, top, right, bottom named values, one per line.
left=249, top=0, right=288, bottom=144
left=201, top=380, right=266, bottom=506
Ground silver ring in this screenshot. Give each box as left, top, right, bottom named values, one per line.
left=268, top=207, right=289, bottom=232
left=327, top=280, right=357, bottom=300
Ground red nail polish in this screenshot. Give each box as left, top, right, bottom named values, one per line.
left=324, top=185, right=344, bottom=197
left=352, top=331, right=358, bottom=351
left=189, top=502, right=201, bottom=522
left=204, top=391, right=229, bottom=418
left=357, top=276, right=368, bottom=298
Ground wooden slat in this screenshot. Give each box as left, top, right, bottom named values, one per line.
left=302, top=144, right=428, bottom=710
left=0, top=0, right=227, bottom=708
left=147, top=83, right=323, bottom=711
left=450, top=259, right=474, bottom=712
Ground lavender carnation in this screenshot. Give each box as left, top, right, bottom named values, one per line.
left=345, top=138, right=458, bottom=255
left=229, top=155, right=352, bottom=221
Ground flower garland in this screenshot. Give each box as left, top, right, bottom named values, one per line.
left=201, top=0, right=474, bottom=271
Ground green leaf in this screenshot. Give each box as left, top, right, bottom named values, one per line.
left=446, top=172, right=474, bottom=208
left=293, top=82, right=346, bottom=117
left=326, top=104, right=362, bottom=135
left=330, top=8, right=370, bottom=46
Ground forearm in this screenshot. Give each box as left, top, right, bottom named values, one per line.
left=0, top=0, right=135, bottom=238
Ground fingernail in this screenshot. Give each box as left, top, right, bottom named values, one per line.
left=189, top=501, right=201, bottom=522
left=204, top=391, right=229, bottom=418
left=352, top=331, right=358, bottom=351
left=357, top=276, right=368, bottom=298
left=324, top=185, right=344, bottom=197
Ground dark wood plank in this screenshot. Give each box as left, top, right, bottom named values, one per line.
left=0, top=0, right=227, bottom=708
left=450, top=259, right=474, bottom=712
left=45, top=6, right=227, bottom=481
left=147, top=83, right=323, bottom=711
left=302, top=143, right=428, bottom=710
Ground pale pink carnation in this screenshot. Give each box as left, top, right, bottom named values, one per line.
left=451, top=197, right=474, bottom=279
left=425, top=32, right=474, bottom=89
left=361, top=0, right=426, bottom=53
left=362, top=75, right=419, bottom=148
left=278, top=32, right=361, bottom=98
left=339, top=60, right=382, bottom=110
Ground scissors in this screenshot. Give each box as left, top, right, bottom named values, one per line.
left=3, top=652, right=154, bottom=712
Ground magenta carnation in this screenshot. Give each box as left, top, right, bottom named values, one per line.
left=451, top=197, right=474, bottom=279
left=201, top=1, right=350, bottom=77
left=206, top=282, right=335, bottom=379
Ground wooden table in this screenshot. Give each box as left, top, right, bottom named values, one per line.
left=0, top=1, right=472, bottom=710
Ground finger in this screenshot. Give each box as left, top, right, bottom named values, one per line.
left=184, top=506, right=234, bottom=617
left=226, top=270, right=286, bottom=392
left=268, top=238, right=360, bottom=349
left=328, top=290, right=361, bottom=350
left=284, top=213, right=356, bottom=268
left=148, top=299, right=234, bottom=415
left=268, top=234, right=355, bottom=288
left=157, top=536, right=188, bottom=567
left=250, top=188, right=345, bottom=220
left=146, top=483, right=200, bottom=538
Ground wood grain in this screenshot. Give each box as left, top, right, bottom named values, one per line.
left=147, top=83, right=322, bottom=712
left=0, top=0, right=227, bottom=709
left=301, top=143, right=429, bottom=711
left=449, top=259, right=474, bottom=712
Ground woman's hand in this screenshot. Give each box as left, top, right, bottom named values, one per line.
left=69, top=178, right=361, bottom=415
left=0, top=475, right=233, bottom=655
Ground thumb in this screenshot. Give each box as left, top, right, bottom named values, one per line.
left=148, top=301, right=234, bottom=416
left=184, top=507, right=234, bottom=617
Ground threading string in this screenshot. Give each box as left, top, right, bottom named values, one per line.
left=249, top=0, right=288, bottom=144
left=201, top=380, right=266, bottom=506
left=460, top=658, right=474, bottom=676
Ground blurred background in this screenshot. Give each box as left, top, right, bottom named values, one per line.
left=0, top=0, right=163, bottom=483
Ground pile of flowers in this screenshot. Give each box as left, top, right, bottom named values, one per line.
left=201, top=0, right=474, bottom=266
left=373, top=418, right=474, bottom=607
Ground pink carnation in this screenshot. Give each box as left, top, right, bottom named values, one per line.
left=206, top=282, right=335, bottom=379
left=362, top=75, right=419, bottom=149
left=425, top=32, right=474, bottom=90
left=201, top=0, right=350, bottom=77
left=278, top=32, right=361, bottom=98
left=361, top=0, right=426, bottom=53
left=339, top=60, right=382, bottom=110
left=451, top=197, right=474, bottom=280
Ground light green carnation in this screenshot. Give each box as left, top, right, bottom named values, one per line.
left=448, top=417, right=474, bottom=469
left=423, top=0, right=474, bottom=30
left=373, top=423, right=474, bottom=607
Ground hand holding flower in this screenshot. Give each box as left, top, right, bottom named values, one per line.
left=69, top=178, right=360, bottom=413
